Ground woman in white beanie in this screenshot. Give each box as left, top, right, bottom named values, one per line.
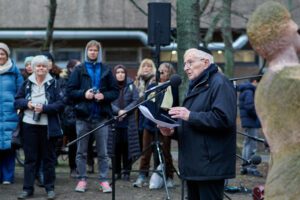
left=0, top=42, right=24, bottom=184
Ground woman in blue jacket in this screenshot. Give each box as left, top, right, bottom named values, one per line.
left=0, top=42, right=23, bottom=184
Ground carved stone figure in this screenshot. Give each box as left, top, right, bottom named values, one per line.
left=247, top=2, right=300, bottom=199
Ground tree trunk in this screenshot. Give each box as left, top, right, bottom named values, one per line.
left=41, top=0, right=57, bottom=52
left=176, top=0, right=199, bottom=104
left=221, top=0, right=234, bottom=78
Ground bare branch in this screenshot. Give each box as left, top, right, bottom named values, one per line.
left=231, top=10, right=248, bottom=21
left=203, top=11, right=222, bottom=46
left=199, top=0, right=210, bottom=16
left=129, top=0, right=147, bottom=16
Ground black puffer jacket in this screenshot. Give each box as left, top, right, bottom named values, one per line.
left=177, top=64, right=237, bottom=181
left=67, top=63, right=119, bottom=121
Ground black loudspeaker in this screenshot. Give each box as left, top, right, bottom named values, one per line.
left=148, top=2, right=171, bottom=46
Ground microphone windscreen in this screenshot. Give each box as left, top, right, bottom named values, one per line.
left=170, top=74, right=182, bottom=87
left=250, top=155, right=262, bottom=165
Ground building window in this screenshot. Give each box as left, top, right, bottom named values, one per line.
left=213, top=50, right=256, bottom=64
left=53, top=50, right=81, bottom=62
left=53, top=49, right=82, bottom=68
left=103, top=48, right=140, bottom=66
left=15, top=49, right=40, bottom=64
left=13, top=48, right=83, bottom=68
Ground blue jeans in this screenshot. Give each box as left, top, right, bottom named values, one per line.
left=76, top=118, right=109, bottom=182
left=0, top=149, right=15, bottom=183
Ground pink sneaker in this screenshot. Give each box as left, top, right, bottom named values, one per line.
left=99, top=181, right=112, bottom=193
left=75, top=180, right=87, bottom=192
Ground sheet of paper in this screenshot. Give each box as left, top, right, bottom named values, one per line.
left=138, top=105, right=180, bottom=128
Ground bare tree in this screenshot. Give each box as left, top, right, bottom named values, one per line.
left=41, top=0, right=57, bottom=52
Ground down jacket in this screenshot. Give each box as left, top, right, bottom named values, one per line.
left=0, top=59, right=23, bottom=149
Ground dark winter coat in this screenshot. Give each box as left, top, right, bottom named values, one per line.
left=14, top=77, right=64, bottom=138
left=238, top=81, right=261, bottom=128
left=107, top=78, right=140, bottom=159
left=177, top=64, right=237, bottom=181
left=60, top=70, right=76, bottom=130
left=66, top=63, right=119, bottom=121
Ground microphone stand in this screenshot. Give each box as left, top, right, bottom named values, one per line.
left=67, top=87, right=177, bottom=200
left=237, top=131, right=269, bottom=148
left=229, top=74, right=263, bottom=82
left=235, top=154, right=261, bottom=166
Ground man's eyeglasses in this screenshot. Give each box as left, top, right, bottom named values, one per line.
left=184, top=58, right=206, bottom=68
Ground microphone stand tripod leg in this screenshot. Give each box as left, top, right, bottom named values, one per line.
left=155, top=141, right=170, bottom=199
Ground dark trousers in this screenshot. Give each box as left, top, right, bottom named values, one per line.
left=64, top=126, right=77, bottom=170
left=114, top=127, right=131, bottom=175
left=187, top=179, right=225, bottom=200
left=139, top=129, right=174, bottom=178
left=22, top=123, right=56, bottom=193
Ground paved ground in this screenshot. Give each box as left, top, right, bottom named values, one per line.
left=1, top=126, right=269, bottom=200
left=0, top=149, right=268, bottom=200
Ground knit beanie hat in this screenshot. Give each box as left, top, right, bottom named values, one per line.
left=42, top=51, right=55, bottom=62
left=197, top=46, right=212, bottom=55
left=24, top=56, right=34, bottom=65
left=0, top=42, right=10, bottom=56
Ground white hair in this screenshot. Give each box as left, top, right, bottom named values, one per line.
left=31, top=55, right=50, bottom=70
left=184, top=48, right=214, bottom=63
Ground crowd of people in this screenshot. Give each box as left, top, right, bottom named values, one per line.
left=0, top=33, right=266, bottom=200
left=0, top=40, right=187, bottom=200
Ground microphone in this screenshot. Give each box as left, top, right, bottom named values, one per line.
left=145, top=74, right=182, bottom=93
left=249, top=155, right=262, bottom=165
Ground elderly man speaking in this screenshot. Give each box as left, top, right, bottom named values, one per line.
left=159, top=47, right=236, bottom=200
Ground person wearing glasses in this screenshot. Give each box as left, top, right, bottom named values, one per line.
left=158, top=47, right=236, bottom=199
